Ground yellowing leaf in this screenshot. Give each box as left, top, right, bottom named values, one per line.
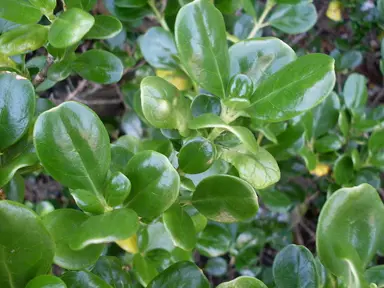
left=116, top=234, right=138, bottom=254
left=326, top=1, right=342, bottom=22
left=310, top=163, right=330, bottom=177
left=156, top=69, right=192, bottom=91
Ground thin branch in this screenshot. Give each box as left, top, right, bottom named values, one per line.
left=32, top=55, right=54, bottom=86
left=65, top=80, right=88, bottom=101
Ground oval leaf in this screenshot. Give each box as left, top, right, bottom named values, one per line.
left=26, top=275, right=66, bottom=288
left=217, top=276, right=268, bottom=288
left=61, top=271, right=112, bottom=288
left=0, top=0, right=42, bottom=24
left=85, top=15, right=122, bottom=40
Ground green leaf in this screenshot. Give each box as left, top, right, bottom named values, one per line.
left=241, top=0, right=257, bottom=19
left=217, top=276, right=268, bottom=288
left=3, top=173, right=24, bottom=202
left=36, top=201, right=55, bottom=216
left=299, top=146, right=317, bottom=171
left=189, top=113, right=259, bottom=154
left=275, top=0, right=302, bottom=3
left=70, top=208, right=139, bottom=250
left=41, top=209, right=104, bottom=270
left=65, top=0, right=97, bottom=10
left=138, top=27, right=178, bottom=69
left=178, top=136, right=216, bottom=174
left=0, top=53, right=18, bottom=72
left=104, top=171, right=131, bottom=207
left=313, top=91, right=341, bottom=138
left=47, top=56, right=74, bottom=82
left=163, top=203, right=197, bottom=251
left=85, top=15, right=122, bottom=40
left=0, top=73, right=35, bottom=151
left=317, top=184, right=384, bottom=287
left=191, top=93, right=221, bottom=117
left=147, top=261, right=210, bottom=288
left=72, top=49, right=123, bottom=84
left=343, top=73, right=367, bottom=111
left=338, top=109, right=350, bottom=137
left=0, top=0, right=42, bottom=24
left=221, top=146, right=280, bottom=189
left=314, top=134, right=343, bottom=153
left=192, top=174, right=259, bottom=222
left=92, top=256, right=132, bottom=288
left=368, top=129, right=384, bottom=169
left=365, top=266, right=384, bottom=287
left=49, top=8, right=94, bottom=48
left=229, top=38, right=296, bottom=86
left=245, top=54, right=336, bottom=122
left=333, top=155, right=354, bottom=185
left=124, top=151, right=180, bottom=219
left=70, top=188, right=105, bottom=215
left=28, top=0, right=56, bottom=17
left=224, top=74, right=253, bottom=109
left=0, top=201, right=55, bottom=288
left=141, top=76, right=191, bottom=136
left=0, top=24, right=48, bottom=56
left=273, top=244, right=319, bottom=288
left=115, top=0, right=147, bottom=7
left=26, top=275, right=66, bottom=288
left=61, top=271, right=112, bottom=288
left=269, top=3, right=317, bottom=34
left=204, top=257, right=228, bottom=277
left=175, top=0, right=230, bottom=98
left=133, top=253, right=158, bottom=286
left=197, top=223, right=231, bottom=257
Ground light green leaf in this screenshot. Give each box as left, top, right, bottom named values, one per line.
left=368, top=129, right=384, bottom=169
left=0, top=201, right=55, bottom=288
left=192, top=175, right=259, bottom=223
left=343, top=73, right=367, bottom=111
left=175, top=0, right=230, bottom=98
left=133, top=253, right=158, bottom=286
left=246, top=54, right=336, bottom=122
left=85, top=15, right=122, bottom=40
left=104, top=171, right=131, bottom=207
left=0, top=0, right=42, bottom=24
left=65, top=0, right=97, bottom=10
left=26, top=275, right=66, bottom=288
left=28, top=0, right=56, bottom=17
left=217, top=276, right=268, bottom=288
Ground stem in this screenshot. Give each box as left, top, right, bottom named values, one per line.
left=148, top=0, right=170, bottom=32
left=257, top=133, right=264, bottom=145
left=60, top=0, right=66, bottom=11
left=248, top=0, right=275, bottom=38
left=226, top=32, right=240, bottom=43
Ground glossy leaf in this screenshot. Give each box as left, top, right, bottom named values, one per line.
left=26, top=275, right=66, bottom=288
left=73, top=49, right=123, bottom=84
left=0, top=73, right=35, bottom=151
left=163, top=203, right=197, bottom=250
left=138, top=27, right=178, bottom=69
left=3, top=173, right=24, bottom=202
left=245, top=54, right=336, bottom=122
left=47, top=57, right=74, bottom=82
left=147, top=261, right=210, bottom=288
left=178, top=136, right=215, bottom=174
left=156, top=69, right=193, bottom=91
left=28, top=0, right=56, bottom=17
left=61, top=271, right=112, bottom=288
left=41, top=209, right=104, bottom=270
left=192, top=175, right=259, bottom=222
left=92, top=256, right=131, bottom=288
left=333, top=155, right=354, bottom=185
left=229, top=38, right=296, bottom=86
left=343, top=73, right=367, bottom=111
left=66, top=0, right=97, bottom=10
left=85, top=15, right=122, bottom=39
left=0, top=0, right=42, bottom=24
left=197, top=223, right=231, bottom=257
left=338, top=109, right=350, bottom=138
left=0, top=24, right=48, bottom=56
left=221, top=146, right=280, bottom=189
left=191, top=94, right=221, bottom=117
left=70, top=189, right=105, bottom=214
left=34, top=102, right=110, bottom=197
left=175, top=0, right=230, bottom=98
left=133, top=253, right=158, bottom=286
left=368, top=129, right=384, bottom=168
left=70, top=208, right=139, bottom=250
left=224, top=74, right=253, bottom=109
left=217, top=276, right=268, bottom=288
left=273, top=244, right=319, bottom=288
left=189, top=113, right=259, bottom=154
left=269, top=3, right=317, bottom=34
left=104, top=171, right=131, bottom=207
left=141, top=76, right=191, bottom=136
left=124, top=151, right=180, bottom=219
left=49, top=8, right=94, bottom=48
left=317, top=184, right=384, bottom=287
left=0, top=201, right=55, bottom=288
left=312, top=91, right=340, bottom=138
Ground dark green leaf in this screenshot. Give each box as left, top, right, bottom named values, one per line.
left=191, top=94, right=221, bottom=117
left=41, top=209, right=104, bottom=270
left=104, top=171, right=131, bottom=207
left=61, top=271, right=112, bottom=288
left=343, top=73, right=367, bottom=111
left=273, top=244, right=319, bottom=288
left=92, top=256, right=131, bottom=288
left=314, top=134, right=343, bottom=153
left=246, top=54, right=335, bottom=122
left=73, top=49, right=123, bottom=84
left=333, top=155, right=354, bottom=185
left=115, top=0, right=147, bottom=8
left=163, top=203, right=197, bottom=250
left=86, top=15, right=122, bottom=39
left=49, top=8, right=94, bottom=48
left=0, top=73, right=35, bottom=151
left=133, top=253, right=158, bottom=286
left=175, top=0, right=230, bottom=98
left=368, top=129, right=384, bottom=169
left=3, top=173, right=24, bottom=202
left=124, top=151, right=180, bottom=219
left=47, top=56, right=74, bottom=82
left=138, top=27, right=178, bottom=69
left=313, top=91, right=340, bottom=138
left=0, top=201, right=55, bottom=288
left=147, top=261, right=210, bottom=288
left=70, top=189, right=105, bottom=214
left=192, top=174, right=259, bottom=222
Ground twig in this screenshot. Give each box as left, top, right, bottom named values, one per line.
left=148, top=0, right=170, bottom=31
left=74, top=97, right=122, bottom=105
left=32, top=55, right=54, bottom=86
left=65, top=80, right=88, bottom=101
left=372, top=87, right=384, bottom=106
